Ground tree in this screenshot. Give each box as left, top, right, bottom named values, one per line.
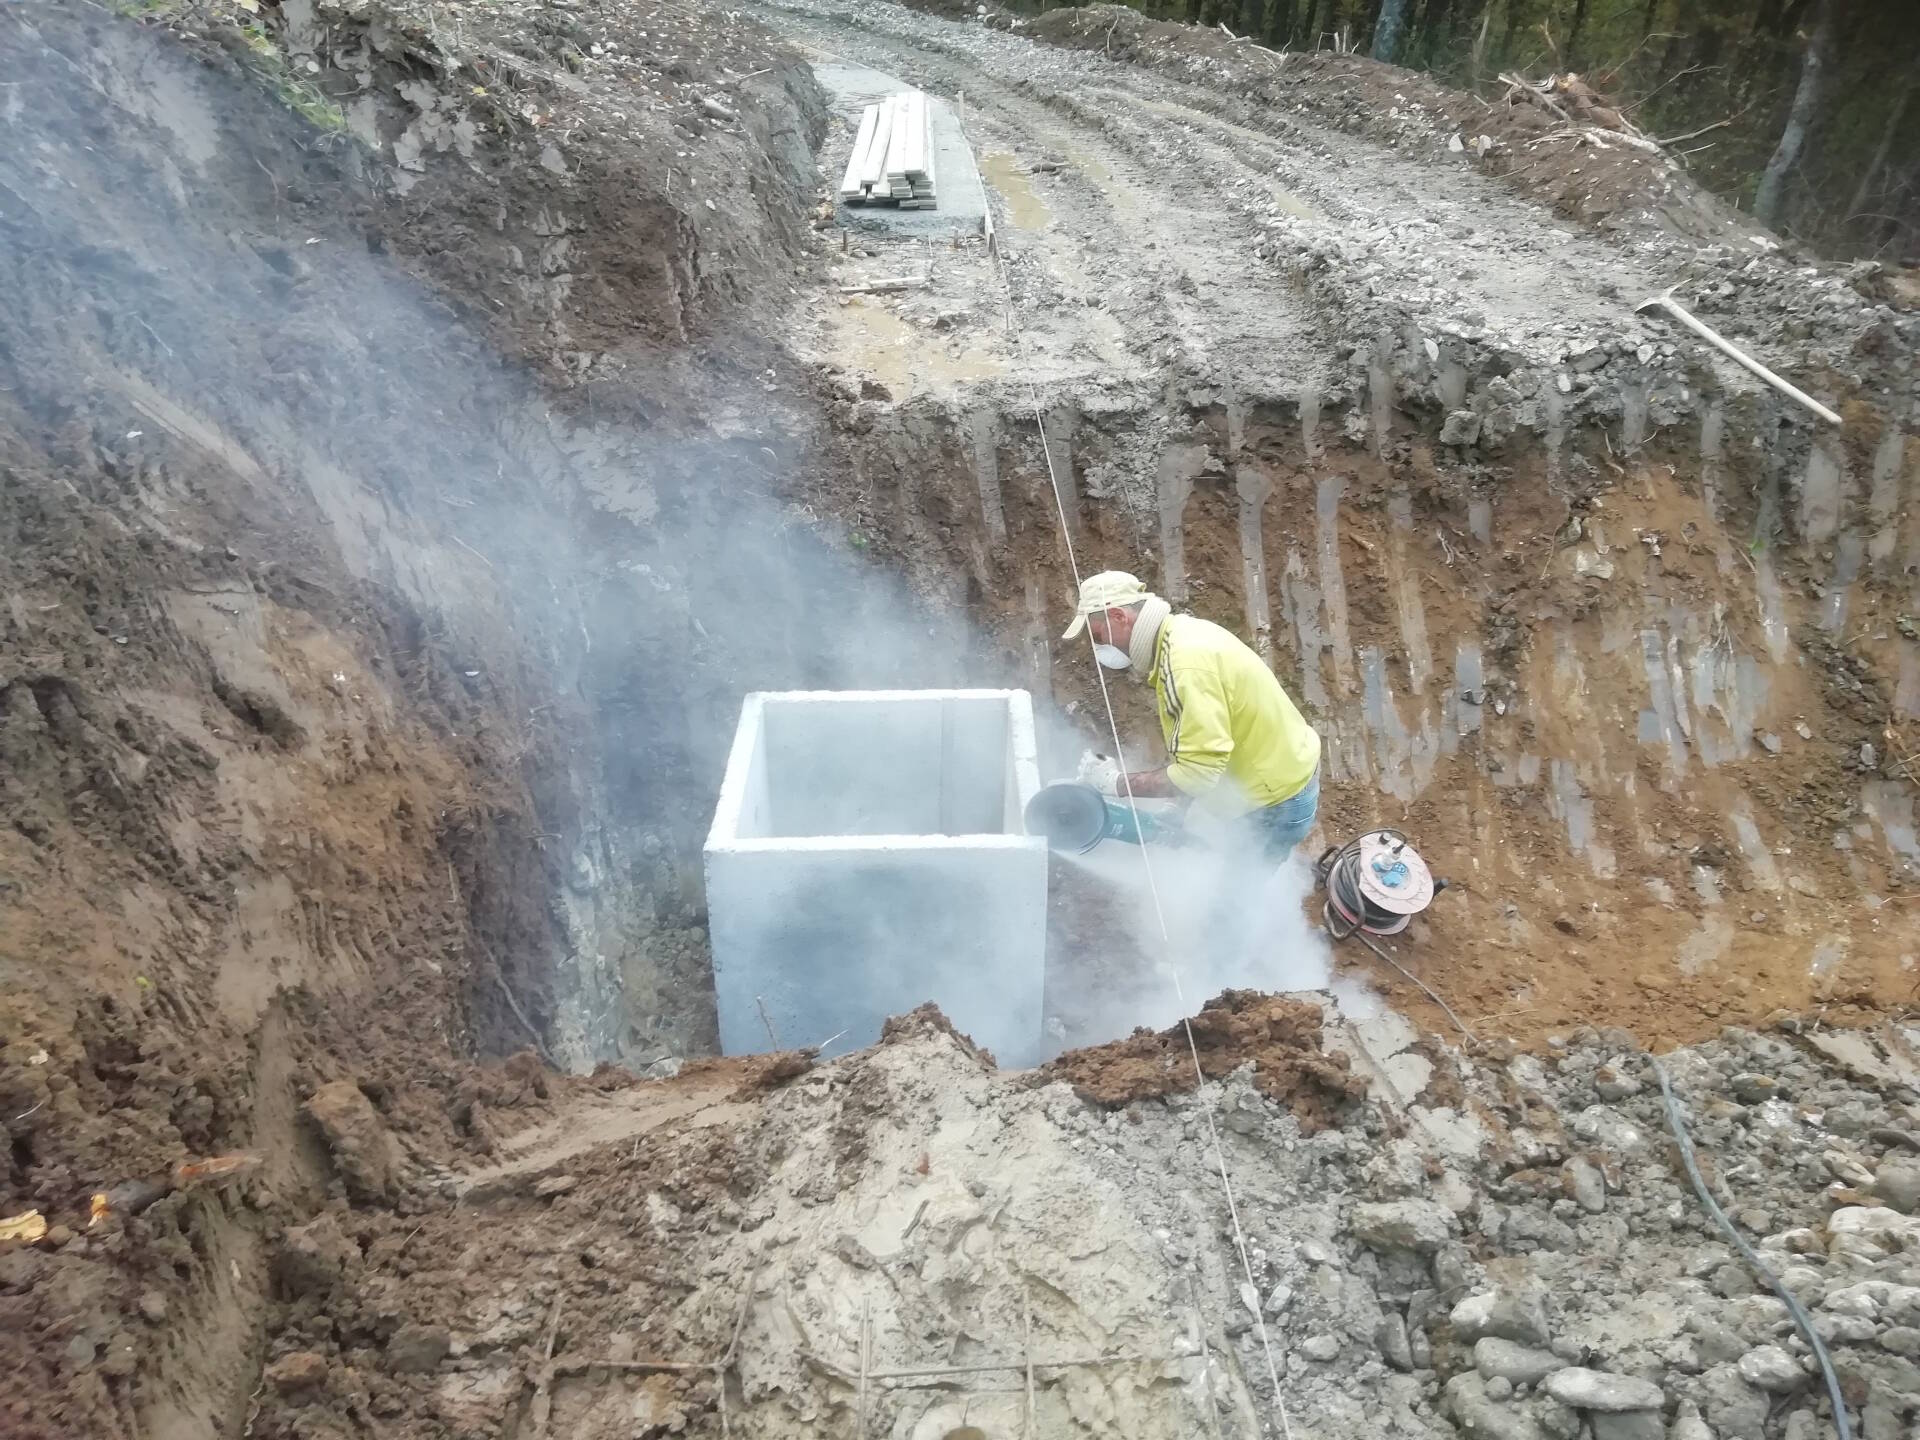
left=1371, top=0, right=1408, bottom=58
left=1753, top=0, right=1835, bottom=227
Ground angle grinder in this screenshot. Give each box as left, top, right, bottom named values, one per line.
left=1022, top=781, right=1193, bottom=853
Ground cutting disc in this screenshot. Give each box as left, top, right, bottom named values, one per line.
left=1353, top=831, right=1435, bottom=915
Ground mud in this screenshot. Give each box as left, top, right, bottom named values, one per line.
left=1, top=0, right=1918, bottom=1436
left=1045, top=990, right=1367, bottom=1127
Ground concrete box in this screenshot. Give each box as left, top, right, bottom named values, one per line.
left=704, top=689, right=1047, bottom=1065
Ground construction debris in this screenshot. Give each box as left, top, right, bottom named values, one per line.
left=839, top=90, right=938, bottom=208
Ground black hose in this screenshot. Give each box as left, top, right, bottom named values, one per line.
left=1649, top=1055, right=1851, bottom=1440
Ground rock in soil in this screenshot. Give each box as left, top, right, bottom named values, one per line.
left=1475, top=1337, right=1563, bottom=1385
left=1452, top=1289, right=1553, bottom=1347
left=272, top=1214, right=358, bottom=1301
left=305, top=1081, right=398, bottom=1204
left=385, top=1322, right=452, bottom=1375
left=265, top=1351, right=331, bottom=1395
left=1445, top=1371, right=1547, bottom=1440
left=1736, top=1343, right=1807, bottom=1393
left=1349, top=1198, right=1457, bottom=1253
left=1542, top=1367, right=1664, bottom=1412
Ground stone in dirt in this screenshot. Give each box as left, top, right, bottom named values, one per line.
left=266, top=1351, right=330, bottom=1395
left=1543, top=1368, right=1664, bottom=1412
left=1444, top=1372, right=1547, bottom=1440
left=1300, top=1333, right=1341, bottom=1362
left=1669, top=1400, right=1714, bottom=1440
left=1439, top=410, right=1481, bottom=446
left=1736, top=1343, right=1806, bottom=1393
left=1873, top=1160, right=1920, bottom=1215
left=272, top=1214, right=357, bottom=1299
left=305, top=1080, right=397, bottom=1203
left=387, top=1322, right=452, bottom=1374
left=1700, top=1363, right=1770, bottom=1440
left=1565, top=1155, right=1606, bottom=1213
left=1376, top=1312, right=1414, bottom=1371
left=1350, top=1199, right=1457, bottom=1253
left=1452, top=1289, right=1552, bottom=1347
left=1589, top=1414, right=1664, bottom=1440
left=1475, top=1337, right=1562, bottom=1385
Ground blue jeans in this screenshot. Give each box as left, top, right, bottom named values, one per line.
left=1242, top=769, right=1320, bottom=864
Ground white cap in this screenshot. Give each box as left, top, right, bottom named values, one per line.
left=1061, top=571, right=1150, bottom=640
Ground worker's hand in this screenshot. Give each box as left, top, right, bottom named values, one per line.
left=1075, top=750, right=1122, bottom=795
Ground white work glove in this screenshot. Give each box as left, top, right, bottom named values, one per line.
left=1075, top=750, right=1122, bottom=795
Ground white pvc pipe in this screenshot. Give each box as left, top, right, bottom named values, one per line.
left=1637, top=291, right=1842, bottom=427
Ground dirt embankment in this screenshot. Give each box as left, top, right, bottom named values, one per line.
left=0, top=0, right=833, bottom=1432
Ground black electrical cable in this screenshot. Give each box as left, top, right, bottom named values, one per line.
left=1649, top=1055, right=1852, bottom=1440
left=1322, top=830, right=1418, bottom=938
left=1316, top=832, right=1475, bottom=1038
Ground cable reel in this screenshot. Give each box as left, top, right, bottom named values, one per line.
left=1316, top=829, right=1444, bottom=939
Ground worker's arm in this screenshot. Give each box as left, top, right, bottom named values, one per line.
left=1159, top=654, right=1232, bottom=800
left=1119, top=766, right=1183, bottom=799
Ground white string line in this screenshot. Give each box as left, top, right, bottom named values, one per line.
left=1031, top=390, right=1297, bottom=1440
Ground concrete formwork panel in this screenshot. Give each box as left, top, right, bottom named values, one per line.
left=705, top=689, right=1047, bottom=1065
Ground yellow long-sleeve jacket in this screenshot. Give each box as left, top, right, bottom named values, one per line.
left=1147, top=614, right=1320, bottom=817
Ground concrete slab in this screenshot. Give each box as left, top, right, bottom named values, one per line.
left=705, top=690, right=1047, bottom=1065
left=815, top=61, right=987, bottom=238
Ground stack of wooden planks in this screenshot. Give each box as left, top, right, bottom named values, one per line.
left=837, top=91, right=937, bottom=210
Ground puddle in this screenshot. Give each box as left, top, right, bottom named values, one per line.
left=979, top=152, right=1052, bottom=231
left=825, top=297, right=1005, bottom=395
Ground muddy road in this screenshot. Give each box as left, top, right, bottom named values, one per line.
left=0, top=0, right=1917, bottom=1436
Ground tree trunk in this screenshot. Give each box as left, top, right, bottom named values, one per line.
left=1847, top=66, right=1917, bottom=220
left=1360, top=0, right=1389, bottom=54
left=1564, top=0, right=1590, bottom=69
left=1498, top=0, right=1530, bottom=69
left=1266, top=0, right=1296, bottom=45
left=1371, top=0, right=1413, bottom=58
left=1304, top=0, right=1333, bottom=47
left=1753, top=0, right=1835, bottom=230
left=1416, top=0, right=1455, bottom=53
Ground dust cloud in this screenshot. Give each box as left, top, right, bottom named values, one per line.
left=1042, top=780, right=1339, bottom=1048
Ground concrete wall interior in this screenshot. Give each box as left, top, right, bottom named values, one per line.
left=705, top=690, right=1048, bottom=1064
left=753, top=690, right=1026, bottom=838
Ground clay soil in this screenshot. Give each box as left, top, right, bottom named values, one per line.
left=2, top=0, right=1917, bottom=1437
left=1044, top=990, right=1367, bottom=1128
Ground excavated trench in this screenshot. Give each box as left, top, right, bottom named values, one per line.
left=2, top=3, right=1918, bottom=1436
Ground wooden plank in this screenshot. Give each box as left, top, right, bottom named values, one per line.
left=858, top=98, right=895, bottom=191
left=881, top=94, right=910, bottom=190
left=839, top=104, right=880, bottom=199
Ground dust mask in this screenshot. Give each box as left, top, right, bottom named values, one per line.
left=1093, top=643, right=1132, bottom=671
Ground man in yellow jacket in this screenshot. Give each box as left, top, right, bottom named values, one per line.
left=1062, top=570, right=1321, bottom=862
